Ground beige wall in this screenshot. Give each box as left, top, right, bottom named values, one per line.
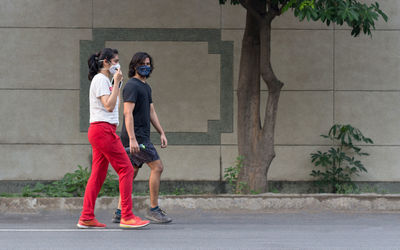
left=1, top=0, right=399, bottom=183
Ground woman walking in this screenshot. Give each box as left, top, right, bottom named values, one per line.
left=77, top=48, right=150, bottom=229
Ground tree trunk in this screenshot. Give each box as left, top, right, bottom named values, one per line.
left=237, top=1, right=283, bottom=193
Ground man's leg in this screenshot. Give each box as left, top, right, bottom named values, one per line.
left=145, top=160, right=172, bottom=223
left=115, top=159, right=163, bottom=209
left=147, top=160, right=163, bottom=208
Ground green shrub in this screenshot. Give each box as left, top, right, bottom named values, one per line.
left=22, top=165, right=119, bottom=197
left=310, top=124, right=373, bottom=193
left=224, top=156, right=249, bottom=194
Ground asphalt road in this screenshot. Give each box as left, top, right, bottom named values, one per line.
left=0, top=209, right=399, bottom=249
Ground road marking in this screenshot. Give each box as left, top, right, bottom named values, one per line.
left=0, top=229, right=129, bottom=232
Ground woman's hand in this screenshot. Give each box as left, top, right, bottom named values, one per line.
left=113, top=67, right=123, bottom=86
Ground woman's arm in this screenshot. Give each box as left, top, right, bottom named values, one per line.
left=100, top=68, right=123, bottom=112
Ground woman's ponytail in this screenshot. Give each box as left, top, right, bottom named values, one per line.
left=87, top=48, right=119, bottom=81
left=88, top=51, right=101, bottom=81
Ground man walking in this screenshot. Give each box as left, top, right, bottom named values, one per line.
left=112, top=52, right=172, bottom=224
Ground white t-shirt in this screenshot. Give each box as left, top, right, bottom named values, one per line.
left=89, top=73, right=119, bottom=125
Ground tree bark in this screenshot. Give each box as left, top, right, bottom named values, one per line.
left=237, top=1, right=283, bottom=193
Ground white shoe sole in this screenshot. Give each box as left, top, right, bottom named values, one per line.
left=119, top=221, right=150, bottom=229
left=76, top=223, right=106, bottom=229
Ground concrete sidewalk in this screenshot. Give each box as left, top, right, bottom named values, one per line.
left=2, top=193, right=400, bottom=213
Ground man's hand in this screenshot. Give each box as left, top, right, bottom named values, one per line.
left=160, top=133, right=168, bottom=148
left=130, top=138, right=140, bottom=154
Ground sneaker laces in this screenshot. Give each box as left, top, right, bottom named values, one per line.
left=157, top=208, right=168, bottom=216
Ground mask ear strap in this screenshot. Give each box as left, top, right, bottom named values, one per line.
left=99, top=59, right=112, bottom=64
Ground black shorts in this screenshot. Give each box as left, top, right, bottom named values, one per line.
left=126, top=141, right=160, bottom=168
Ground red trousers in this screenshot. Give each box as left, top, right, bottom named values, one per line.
left=80, top=122, right=134, bottom=221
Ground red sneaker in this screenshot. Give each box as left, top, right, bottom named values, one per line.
left=120, top=216, right=150, bottom=228
left=77, top=218, right=106, bottom=229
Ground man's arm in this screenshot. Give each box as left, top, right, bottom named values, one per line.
left=150, top=103, right=167, bottom=148
left=124, top=102, right=140, bottom=153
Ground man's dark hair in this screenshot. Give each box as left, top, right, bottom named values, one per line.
left=128, top=52, right=154, bottom=78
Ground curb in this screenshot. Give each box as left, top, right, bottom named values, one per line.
left=2, top=194, right=400, bottom=213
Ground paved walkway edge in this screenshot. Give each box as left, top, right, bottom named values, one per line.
left=2, top=194, right=400, bottom=213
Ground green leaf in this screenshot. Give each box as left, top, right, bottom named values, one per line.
left=311, top=123, right=372, bottom=193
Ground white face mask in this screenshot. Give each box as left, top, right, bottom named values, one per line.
left=109, top=63, right=120, bottom=75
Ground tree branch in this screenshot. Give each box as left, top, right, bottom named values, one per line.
left=259, top=20, right=282, bottom=91
left=259, top=19, right=283, bottom=142
left=266, top=0, right=290, bottom=18
left=239, top=0, right=263, bottom=23
left=278, top=1, right=290, bottom=15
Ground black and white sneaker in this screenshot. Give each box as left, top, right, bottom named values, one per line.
left=145, top=207, right=172, bottom=224
left=112, top=209, right=121, bottom=223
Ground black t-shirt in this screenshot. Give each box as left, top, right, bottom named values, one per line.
left=120, top=78, right=153, bottom=146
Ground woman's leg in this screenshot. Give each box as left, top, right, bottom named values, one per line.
left=102, top=131, right=135, bottom=221
left=80, top=146, right=109, bottom=221
left=117, top=166, right=140, bottom=210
